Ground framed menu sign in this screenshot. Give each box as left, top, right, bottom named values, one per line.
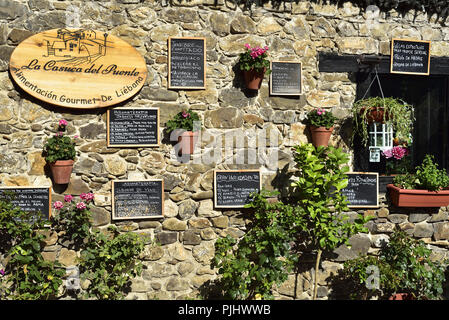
left=390, top=39, right=431, bottom=75
left=107, top=108, right=160, bottom=147
left=340, top=172, right=379, bottom=208
left=270, top=61, right=302, bottom=95
left=112, top=180, right=164, bottom=220
left=168, top=37, right=206, bottom=89
left=0, top=187, right=52, bottom=221
left=214, top=170, right=261, bottom=208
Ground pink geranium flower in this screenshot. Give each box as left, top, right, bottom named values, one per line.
left=64, top=194, right=73, bottom=203
left=53, top=201, right=64, bottom=210
left=383, top=146, right=408, bottom=160
left=76, top=202, right=87, bottom=210
left=59, top=119, right=68, bottom=127
left=80, top=192, right=94, bottom=203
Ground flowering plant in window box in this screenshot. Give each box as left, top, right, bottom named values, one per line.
left=238, top=44, right=271, bottom=90
left=43, top=120, right=78, bottom=184
left=304, top=108, right=337, bottom=147
left=166, top=109, right=201, bottom=155
left=382, top=146, right=412, bottom=175
left=388, top=154, right=449, bottom=207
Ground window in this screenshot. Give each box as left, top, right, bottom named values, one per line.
left=355, top=73, right=449, bottom=172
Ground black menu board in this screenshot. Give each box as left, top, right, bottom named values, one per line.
left=107, top=108, right=159, bottom=147
left=112, top=180, right=164, bottom=220
left=341, top=172, right=379, bottom=208
left=270, top=61, right=302, bottom=95
left=168, top=37, right=206, bottom=89
left=214, top=170, right=261, bottom=208
left=391, top=39, right=431, bottom=75
left=0, top=187, right=51, bottom=221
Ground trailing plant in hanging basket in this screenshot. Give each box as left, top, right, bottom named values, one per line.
left=351, top=97, right=414, bottom=147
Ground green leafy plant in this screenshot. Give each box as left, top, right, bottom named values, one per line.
left=291, top=143, right=371, bottom=300
left=238, top=43, right=271, bottom=74
left=351, top=97, right=414, bottom=147
left=78, top=226, right=145, bottom=300
left=51, top=193, right=94, bottom=248
left=304, top=108, right=337, bottom=129
left=165, top=109, right=201, bottom=134
left=213, top=190, right=304, bottom=300
left=393, top=154, right=449, bottom=191
left=43, top=120, right=76, bottom=163
left=0, top=192, right=64, bottom=300
left=342, top=228, right=447, bottom=300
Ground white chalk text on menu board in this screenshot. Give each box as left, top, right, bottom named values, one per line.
left=168, top=37, right=206, bottom=89
left=112, top=180, right=164, bottom=220
left=270, top=61, right=302, bottom=95
left=107, top=108, right=159, bottom=147
left=341, top=172, right=379, bottom=208
left=0, top=187, right=51, bottom=221
left=391, top=39, right=431, bottom=75
left=214, top=170, right=261, bottom=208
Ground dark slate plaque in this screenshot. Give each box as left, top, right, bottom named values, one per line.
left=0, top=187, right=51, bottom=221
left=168, top=37, right=206, bottom=89
left=270, top=61, right=302, bottom=95
left=112, top=180, right=164, bottom=220
left=341, top=172, right=379, bottom=208
left=214, top=170, right=261, bottom=208
left=391, top=39, right=431, bottom=75
left=107, top=108, right=159, bottom=147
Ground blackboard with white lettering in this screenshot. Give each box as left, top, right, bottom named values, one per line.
left=270, top=61, right=302, bottom=95
left=112, top=180, right=164, bottom=220
left=0, top=187, right=51, bottom=221
left=341, top=172, right=379, bottom=208
left=168, top=37, right=206, bottom=89
left=214, top=170, right=261, bottom=208
left=391, top=39, right=431, bottom=75
left=107, top=108, right=159, bottom=147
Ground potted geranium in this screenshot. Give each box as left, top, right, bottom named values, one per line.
left=351, top=97, right=414, bottom=147
left=43, top=120, right=77, bottom=184
left=238, top=43, right=271, bottom=90
left=387, top=154, right=449, bottom=207
left=166, top=109, right=201, bottom=155
left=304, top=108, right=337, bottom=147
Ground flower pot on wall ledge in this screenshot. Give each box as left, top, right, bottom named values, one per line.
left=177, top=131, right=198, bottom=155
left=387, top=184, right=449, bottom=207
left=243, top=68, right=266, bottom=90
left=49, top=160, right=74, bottom=184
left=309, top=126, right=333, bottom=147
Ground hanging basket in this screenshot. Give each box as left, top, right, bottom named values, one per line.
left=360, top=107, right=391, bottom=124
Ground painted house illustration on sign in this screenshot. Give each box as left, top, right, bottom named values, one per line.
left=44, top=29, right=110, bottom=66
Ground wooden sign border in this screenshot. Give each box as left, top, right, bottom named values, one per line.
left=214, top=169, right=262, bottom=209
left=344, top=172, right=379, bottom=209
left=390, top=38, right=431, bottom=76
left=111, top=179, right=164, bottom=220
left=269, top=61, right=303, bottom=96
left=106, top=107, right=160, bottom=147
left=168, top=36, right=207, bottom=90
left=0, top=186, right=52, bottom=219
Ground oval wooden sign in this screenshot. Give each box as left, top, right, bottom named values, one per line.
left=9, top=28, right=147, bottom=109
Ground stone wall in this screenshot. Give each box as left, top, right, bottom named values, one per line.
left=1, top=0, right=449, bottom=299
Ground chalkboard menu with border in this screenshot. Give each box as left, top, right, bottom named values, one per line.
left=0, top=186, right=52, bottom=221
left=214, top=170, right=262, bottom=208
left=112, top=180, right=164, bottom=220
left=168, top=37, right=206, bottom=89
left=270, top=61, right=302, bottom=95
left=107, top=108, right=160, bottom=147
left=390, top=39, right=431, bottom=75
left=341, top=172, right=379, bottom=208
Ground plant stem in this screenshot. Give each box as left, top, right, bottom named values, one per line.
left=313, top=249, right=322, bottom=300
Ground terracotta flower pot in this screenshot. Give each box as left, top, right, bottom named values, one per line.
left=360, top=107, right=391, bottom=124
left=49, top=159, right=74, bottom=184
left=310, top=126, right=333, bottom=147
left=387, top=184, right=449, bottom=207
left=177, top=131, right=198, bottom=155
left=243, top=68, right=266, bottom=90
